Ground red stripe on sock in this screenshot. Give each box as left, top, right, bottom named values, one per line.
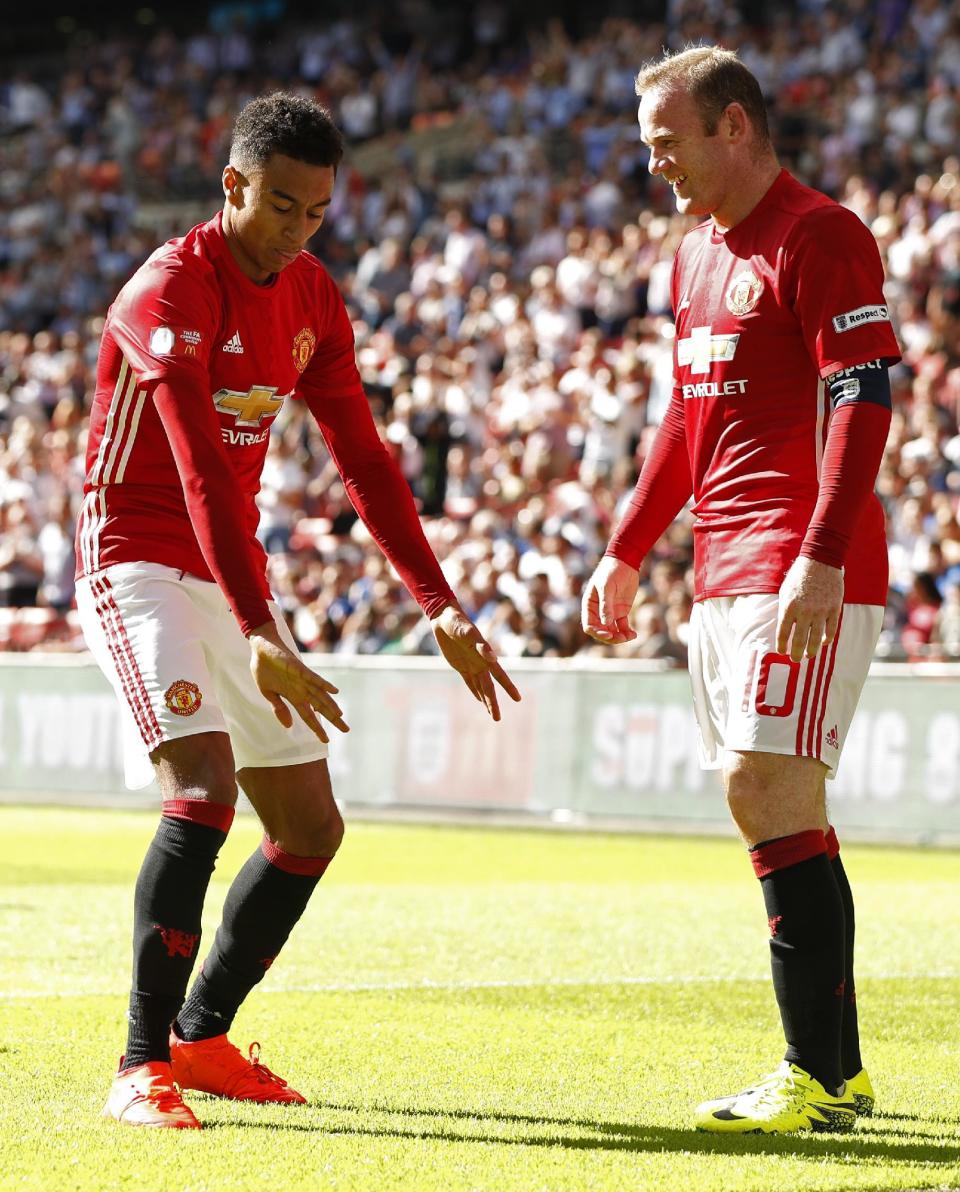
left=824, top=825, right=840, bottom=860
left=261, top=837, right=332, bottom=877
left=750, top=829, right=827, bottom=879
left=162, top=798, right=235, bottom=833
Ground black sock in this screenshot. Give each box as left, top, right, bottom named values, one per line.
left=175, top=839, right=331, bottom=1042
left=122, top=799, right=234, bottom=1071
left=750, top=830, right=845, bottom=1095
left=826, top=826, right=861, bottom=1079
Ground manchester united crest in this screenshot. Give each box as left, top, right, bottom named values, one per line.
left=164, top=679, right=203, bottom=717
left=292, top=327, right=317, bottom=373
left=726, top=270, right=763, bottom=316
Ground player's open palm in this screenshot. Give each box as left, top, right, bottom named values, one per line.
left=582, top=555, right=639, bottom=644
left=248, top=624, right=348, bottom=742
left=777, top=556, right=844, bottom=662
left=431, top=604, right=521, bottom=722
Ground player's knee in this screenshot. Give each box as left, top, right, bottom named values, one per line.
left=722, top=756, right=769, bottom=835
left=152, top=738, right=239, bottom=807
left=725, top=784, right=760, bottom=837
left=319, top=803, right=345, bottom=856
left=281, top=801, right=344, bottom=858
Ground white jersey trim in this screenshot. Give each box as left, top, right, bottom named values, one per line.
left=814, top=376, right=826, bottom=477
left=79, top=354, right=146, bottom=574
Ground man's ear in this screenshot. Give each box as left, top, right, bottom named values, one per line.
left=722, top=102, right=750, bottom=146
left=223, top=164, right=247, bottom=208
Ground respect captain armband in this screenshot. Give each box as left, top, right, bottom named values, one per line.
left=827, top=358, right=893, bottom=410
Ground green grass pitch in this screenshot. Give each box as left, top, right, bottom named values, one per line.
left=1, top=806, right=958, bottom=1191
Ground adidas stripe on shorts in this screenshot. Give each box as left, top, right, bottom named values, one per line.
left=688, top=593, right=883, bottom=777
left=76, top=561, right=328, bottom=789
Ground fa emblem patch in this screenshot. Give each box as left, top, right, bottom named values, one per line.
left=292, top=327, right=317, bottom=373
left=726, top=270, right=763, bottom=316
left=164, top=679, right=203, bottom=716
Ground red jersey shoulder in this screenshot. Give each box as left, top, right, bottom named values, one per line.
left=107, top=224, right=226, bottom=380
left=788, top=199, right=878, bottom=260
left=770, top=176, right=882, bottom=271
left=778, top=188, right=899, bottom=374
left=285, top=250, right=343, bottom=320
left=121, top=224, right=219, bottom=304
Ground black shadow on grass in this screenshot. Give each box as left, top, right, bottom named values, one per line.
left=877, top=1112, right=960, bottom=1125
left=201, top=1103, right=960, bottom=1165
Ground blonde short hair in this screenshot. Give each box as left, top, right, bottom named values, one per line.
left=635, top=46, right=771, bottom=146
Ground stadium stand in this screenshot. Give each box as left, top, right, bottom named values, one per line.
left=1, top=1, right=958, bottom=661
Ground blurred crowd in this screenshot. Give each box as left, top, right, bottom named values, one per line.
left=1, top=0, right=959, bottom=661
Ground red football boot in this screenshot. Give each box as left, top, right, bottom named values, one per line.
left=169, top=1032, right=307, bottom=1104
left=102, top=1060, right=202, bottom=1128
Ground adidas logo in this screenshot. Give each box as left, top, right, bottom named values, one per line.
left=222, top=330, right=244, bottom=354
left=825, top=725, right=839, bottom=749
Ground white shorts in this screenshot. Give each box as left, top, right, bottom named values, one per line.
left=76, top=562, right=327, bottom=790
left=688, top=594, right=883, bottom=778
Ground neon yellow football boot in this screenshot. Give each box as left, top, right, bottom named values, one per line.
left=695, top=1062, right=857, bottom=1134
left=697, top=1065, right=874, bottom=1119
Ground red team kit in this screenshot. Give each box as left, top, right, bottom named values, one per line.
left=77, top=213, right=455, bottom=636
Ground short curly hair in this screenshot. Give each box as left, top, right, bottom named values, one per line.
left=230, top=92, right=345, bottom=173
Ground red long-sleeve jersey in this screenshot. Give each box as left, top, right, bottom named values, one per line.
left=608, top=170, right=900, bottom=605
left=77, top=213, right=455, bottom=634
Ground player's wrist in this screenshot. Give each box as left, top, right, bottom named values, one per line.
left=797, top=546, right=844, bottom=573
left=429, top=600, right=461, bottom=622
left=602, top=550, right=641, bottom=572
left=247, top=619, right=282, bottom=643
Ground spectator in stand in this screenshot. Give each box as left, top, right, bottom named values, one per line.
left=901, top=571, right=943, bottom=659
left=2, top=3, right=960, bottom=661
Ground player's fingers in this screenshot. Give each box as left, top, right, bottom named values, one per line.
left=306, top=686, right=348, bottom=730
left=461, top=670, right=484, bottom=702
left=459, top=653, right=497, bottom=715
left=790, top=618, right=813, bottom=663
left=823, top=607, right=841, bottom=646
left=802, top=627, right=819, bottom=660
left=491, top=666, right=522, bottom=702
left=477, top=643, right=522, bottom=702
left=581, top=586, right=601, bottom=632
left=266, top=692, right=293, bottom=728
left=477, top=669, right=501, bottom=721
left=596, top=587, right=615, bottom=628
left=612, top=615, right=637, bottom=641
left=804, top=617, right=828, bottom=659
left=293, top=701, right=329, bottom=744
left=776, top=608, right=794, bottom=655
left=584, top=625, right=616, bottom=643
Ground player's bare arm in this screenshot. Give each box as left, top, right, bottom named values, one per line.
left=430, top=603, right=522, bottom=722
left=776, top=556, right=844, bottom=663
left=581, top=555, right=640, bottom=644
left=248, top=620, right=348, bottom=742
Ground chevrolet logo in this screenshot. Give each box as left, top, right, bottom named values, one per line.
left=677, top=327, right=740, bottom=374
left=212, top=386, right=285, bottom=426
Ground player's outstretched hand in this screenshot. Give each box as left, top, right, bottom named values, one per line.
left=431, top=604, right=521, bottom=722
left=776, top=556, right=844, bottom=663
left=581, top=555, right=640, bottom=644
left=248, top=621, right=349, bottom=743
